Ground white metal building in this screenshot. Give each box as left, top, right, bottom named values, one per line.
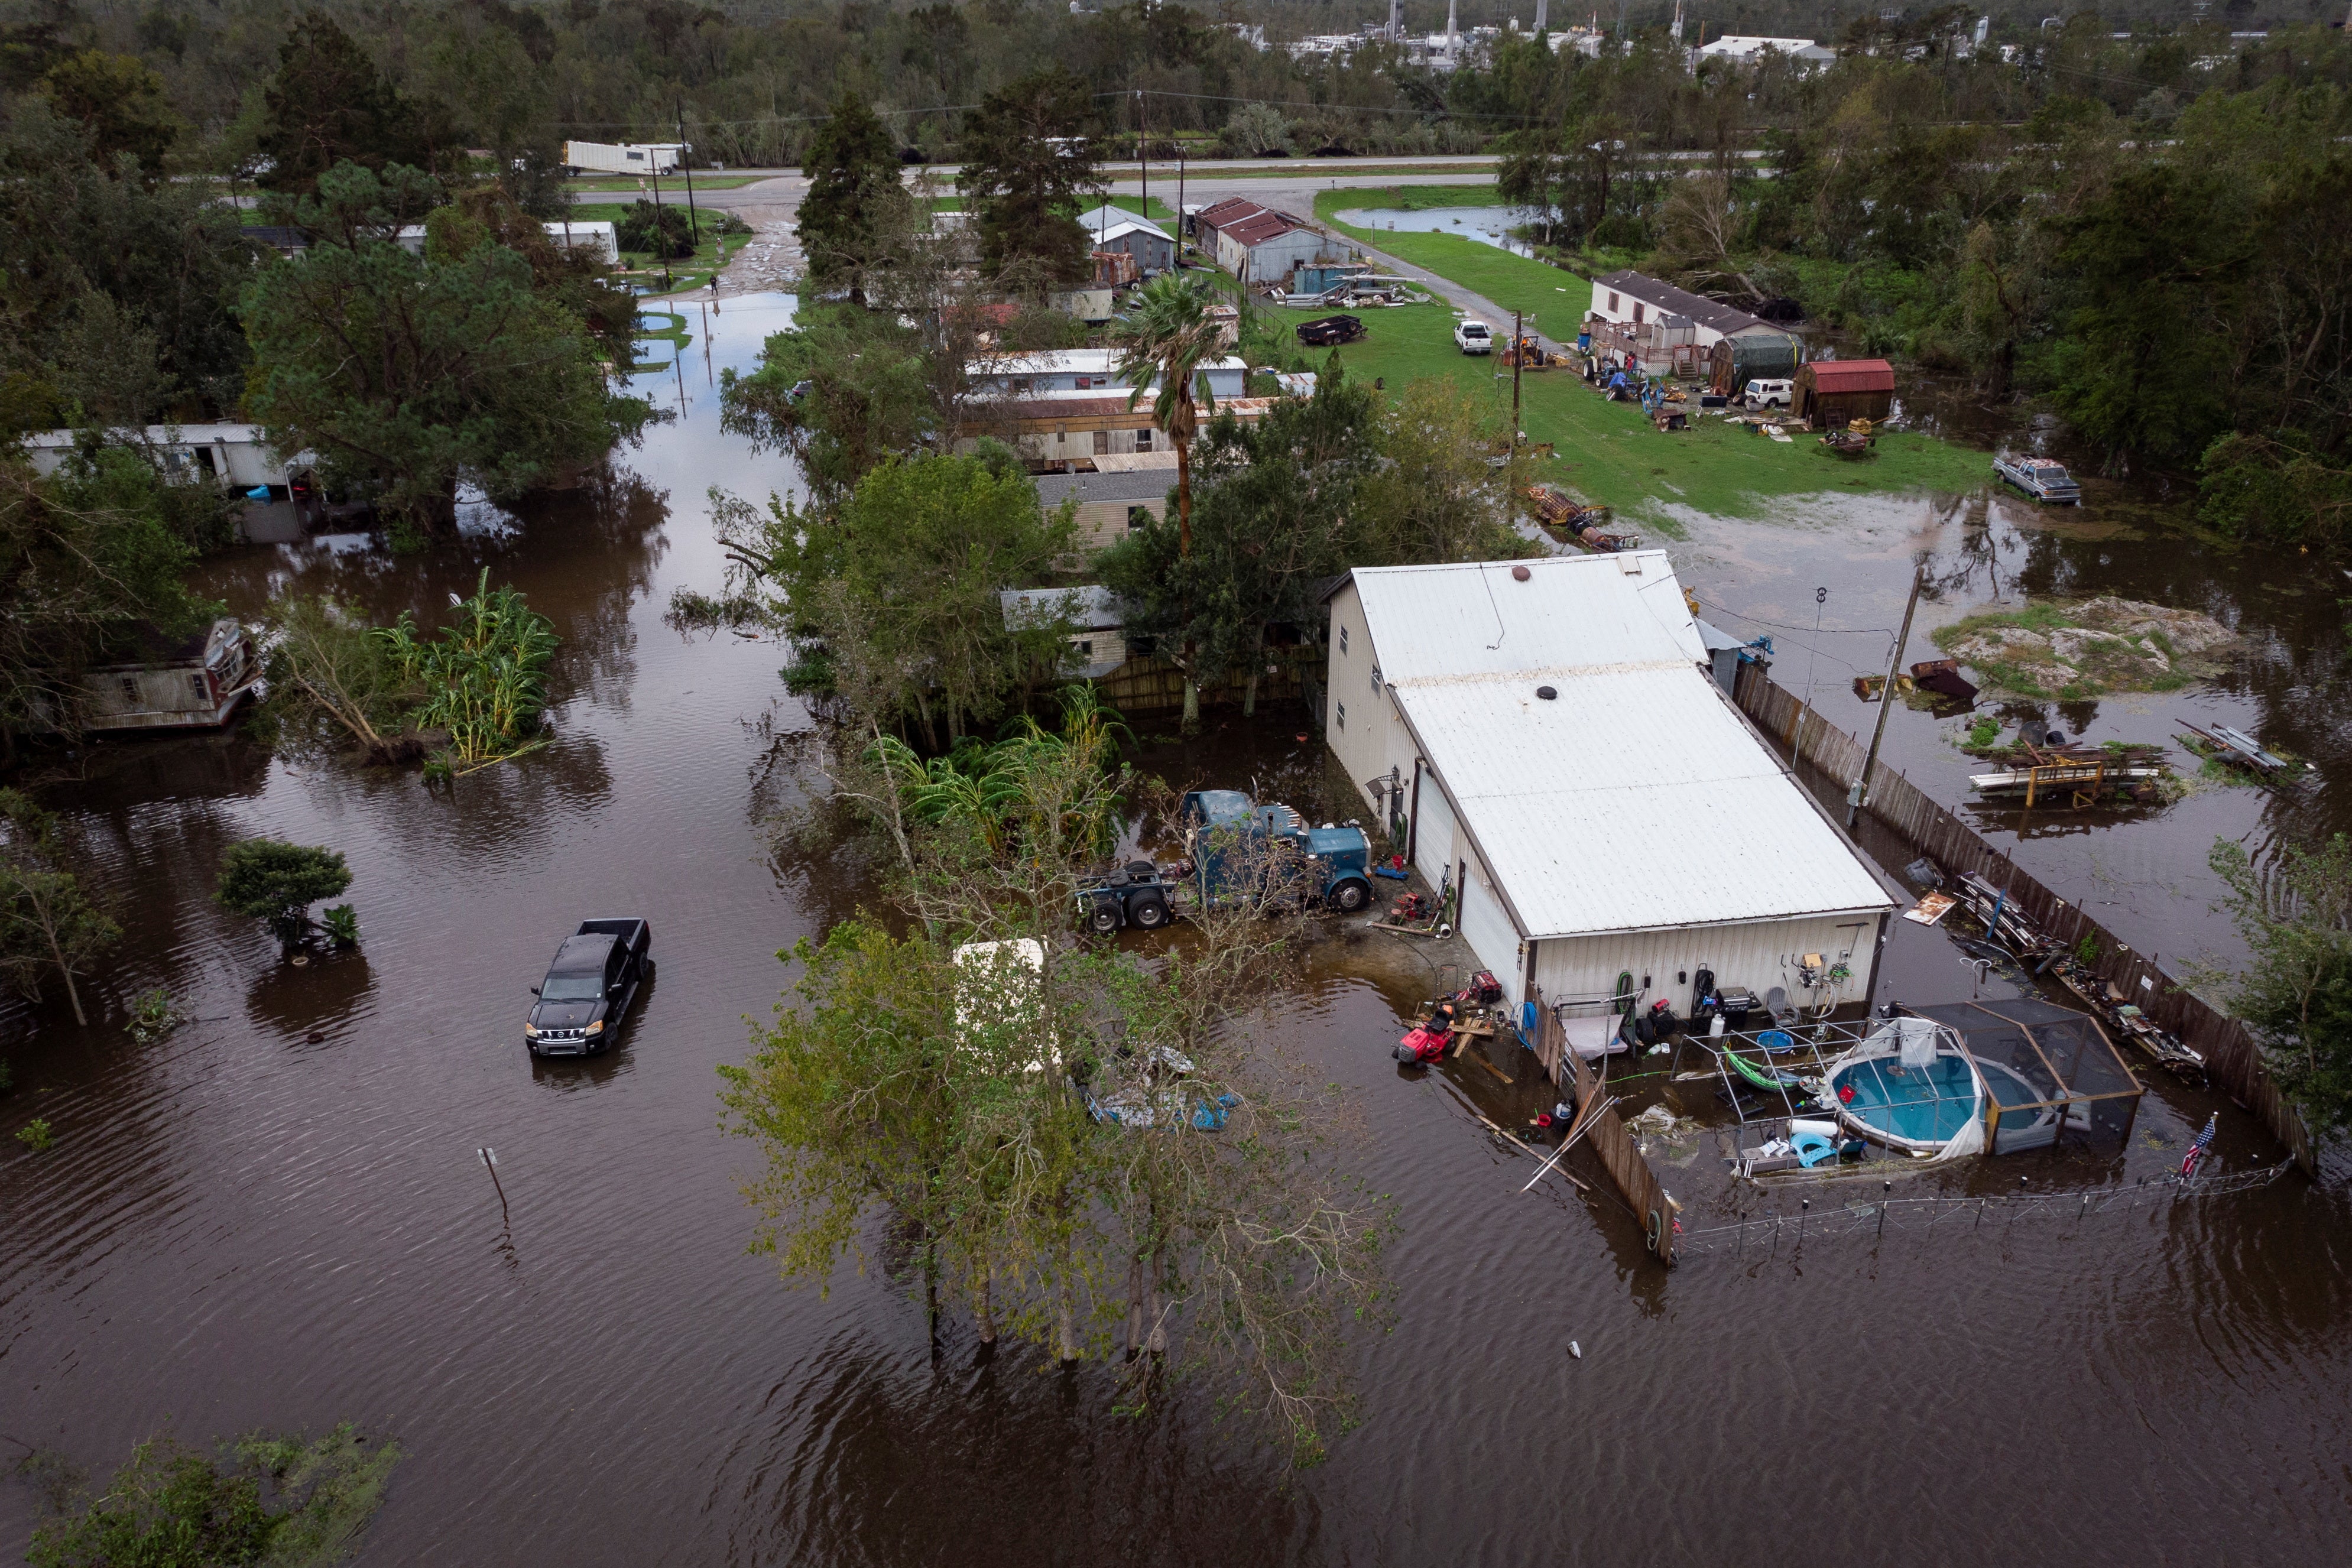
left=1323, top=557, right=1894, bottom=1044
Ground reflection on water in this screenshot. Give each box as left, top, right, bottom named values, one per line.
left=4, top=293, right=2351, bottom=1565
left=1334, top=204, right=1537, bottom=258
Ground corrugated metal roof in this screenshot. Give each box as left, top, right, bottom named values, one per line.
left=1225, top=211, right=1305, bottom=246
left=1803, top=359, right=1896, bottom=393
left=1594, top=270, right=1770, bottom=337
left=1352, top=559, right=1892, bottom=939
left=1033, top=470, right=1174, bottom=505
left=1350, top=555, right=1705, bottom=677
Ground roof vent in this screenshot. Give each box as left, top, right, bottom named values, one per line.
left=1511, top=565, right=1532, bottom=582
left=1535, top=685, right=1557, bottom=700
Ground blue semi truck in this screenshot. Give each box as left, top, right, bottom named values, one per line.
left=1074, top=790, right=1374, bottom=931
left=1179, top=790, right=1374, bottom=913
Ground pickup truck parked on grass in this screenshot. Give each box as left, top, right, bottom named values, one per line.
left=526, top=918, right=653, bottom=1057
left=1454, top=319, right=1493, bottom=355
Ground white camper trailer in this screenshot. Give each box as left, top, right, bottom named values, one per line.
left=560, top=141, right=684, bottom=176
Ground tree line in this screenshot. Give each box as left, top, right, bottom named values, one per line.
left=1480, top=20, right=2352, bottom=538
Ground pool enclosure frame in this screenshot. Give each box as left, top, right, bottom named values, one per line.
left=1707, top=999, right=2145, bottom=1165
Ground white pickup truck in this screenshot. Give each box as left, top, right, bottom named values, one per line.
left=1454, top=319, right=1493, bottom=355
left=1742, top=378, right=1794, bottom=410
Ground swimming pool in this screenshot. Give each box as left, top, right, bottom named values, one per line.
left=1829, top=1051, right=1981, bottom=1148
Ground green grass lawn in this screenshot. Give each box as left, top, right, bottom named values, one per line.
left=569, top=201, right=746, bottom=294
left=1321, top=183, right=1501, bottom=213
left=1306, top=192, right=1990, bottom=524
left=1310, top=301, right=1987, bottom=528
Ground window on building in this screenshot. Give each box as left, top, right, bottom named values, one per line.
left=189, top=673, right=210, bottom=704
left=1014, top=378, right=1032, bottom=394
left=1075, top=376, right=1091, bottom=389
left=1339, top=626, right=1349, bottom=655
left=1094, top=430, right=1111, bottom=454
left=1127, top=505, right=1149, bottom=531
left=1608, top=291, right=1619, bottom=312
left=1335, top=702, right=1345, bottom=730
left=1076, top=639, right=1094, bottom=657
left=1134, top=429, right=1153, bottom=450
left=1633, top=303, right=1645, bottom=324
left=119, top=676, right=140, bottom=705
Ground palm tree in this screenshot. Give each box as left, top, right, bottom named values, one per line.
left=1107, top=271, right=1224, bottom=557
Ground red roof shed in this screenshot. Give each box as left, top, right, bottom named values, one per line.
left=1794, top=358, right=1896, bottom=430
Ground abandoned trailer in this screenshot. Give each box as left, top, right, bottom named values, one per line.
left=1323, top=557, right=1896, bottom=1056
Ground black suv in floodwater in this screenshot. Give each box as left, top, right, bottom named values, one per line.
left=526, top=918, right=653, bottom=1057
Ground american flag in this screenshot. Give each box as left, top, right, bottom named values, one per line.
left=2180, top=1113, right=2217, bottom=1177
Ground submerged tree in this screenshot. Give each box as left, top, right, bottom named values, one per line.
left=726, top=714, right=1393, bottom=1461
left=260, top=596, right=424, bottom=762
left=711, top=450, right=1076, bottom=744
left=0, top=788, right=119, bottom=1028
left=215, top=840, right=353, bottom=953
left=2208, top=835, right=2352, bottom=1138
left=242, top=161, right=650, bottom=541
left=26, top=1423, right=402, bottom=1568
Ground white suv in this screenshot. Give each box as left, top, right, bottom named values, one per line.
left=1743, top=378, right=1793, bottom=410
left=1454, top=319, right=1493, bottom=355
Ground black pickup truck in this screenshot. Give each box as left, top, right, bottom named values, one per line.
left=525, top=918, right=653, bottom=1057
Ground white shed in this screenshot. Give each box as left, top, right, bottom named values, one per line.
left=1323, top=557, right=1894, bottom=1045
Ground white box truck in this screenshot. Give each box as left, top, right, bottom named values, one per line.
left=562, top=141, right=684, bottom=176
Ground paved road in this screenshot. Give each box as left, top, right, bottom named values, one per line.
left=610, top=165, right=1513, bottom=299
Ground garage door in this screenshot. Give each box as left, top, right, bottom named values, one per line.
left=1458, top=852, right=1522, bottom=988
left=1412, top=764, right=1455, bottom=887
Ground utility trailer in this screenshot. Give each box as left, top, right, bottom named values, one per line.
left=562, top=141, right=684, bottom=176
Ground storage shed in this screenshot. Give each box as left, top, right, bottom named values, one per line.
left=1323, top=558, right=1894, bottom=1043
left=1708, top=332, right=1802, bottom=398
left=1001, top=587, right=1130, bottom=680
left=1795, top=359, right=1895, bottom=430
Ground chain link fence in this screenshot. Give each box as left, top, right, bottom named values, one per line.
left=1674, top=1163, right=2294, bottom=1259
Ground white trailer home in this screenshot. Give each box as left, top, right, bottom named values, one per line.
left=560, top=141, right=684, bottom=175
left=1323, top=557, right=1894, bottom=1053
left=19, top=425, right=293, bottom=490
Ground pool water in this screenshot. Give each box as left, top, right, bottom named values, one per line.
left=1831, top=1053, right=1980, bottom=1144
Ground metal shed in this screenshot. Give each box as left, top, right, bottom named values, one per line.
left=1795, top=359, right=1895, bottom=430
left=1708, top=332, right=1802, bottom=398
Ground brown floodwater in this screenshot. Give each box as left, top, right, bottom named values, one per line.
left=4, top=294, right=2350, bottom=1565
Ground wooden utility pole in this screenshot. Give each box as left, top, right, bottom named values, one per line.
left=1850, top=566, right=1925, bottom=829
left=1175, top=152, right=1185, bottom=268
left=647, top=154, right=671, bottom=290
left=676, top=102, right=702, bottom=246
left=1136, top=90, right=1147, bottom=225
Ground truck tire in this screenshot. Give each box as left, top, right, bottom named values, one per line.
left=1329, top=877, right=1371, bottom=912
left=1088, top=901, right=1122, bottom=934
left=1131, top=894, right=1171, bottom=929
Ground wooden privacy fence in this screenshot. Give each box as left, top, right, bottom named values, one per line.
left=1532, top=1006, right=1681, bottom=1265
left=1731, top=661, right=2315, bottom=1173
left=1093, top=644, right=1315, bottom=718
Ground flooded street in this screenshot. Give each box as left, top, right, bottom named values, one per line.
left=5, top=295, right=2351, bottom=1565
